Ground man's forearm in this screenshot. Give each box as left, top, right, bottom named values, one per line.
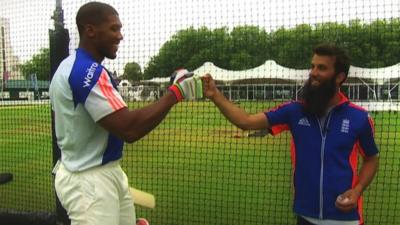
left=211, top=90, right=270, bottom=130
left=129, top=92, right=177, bottom=139
left=212, top=90, right=253, bottom=130
left=354, top=155, right=379, bottom=194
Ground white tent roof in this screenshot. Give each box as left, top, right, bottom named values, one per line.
left=144, top=77, right=170, bottom=83
left=146, top=60, right=400, bottom=84
left=193, top=60, right=309, bottom=82
left=349, top=63, right=400, bottom=81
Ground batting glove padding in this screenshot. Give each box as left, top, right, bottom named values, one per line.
left=170, top=68, right=194, bottom=85
left=168, top=74, right=203, bottom=101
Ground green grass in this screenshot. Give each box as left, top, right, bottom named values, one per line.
left=0, top=104, right=54, bottom=212
left=0, top=101, right=399, bottom=225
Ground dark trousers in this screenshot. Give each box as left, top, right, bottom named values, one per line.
left=297, top=216, right=364, bottom=225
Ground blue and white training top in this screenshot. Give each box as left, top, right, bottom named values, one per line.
left=49, top=48, right=127, bottom=172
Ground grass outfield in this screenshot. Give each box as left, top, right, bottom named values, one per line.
left=0, top=101, right=399, bottom=225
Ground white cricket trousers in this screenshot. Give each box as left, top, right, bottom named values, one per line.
left=54, top=161, right=136, bottom=225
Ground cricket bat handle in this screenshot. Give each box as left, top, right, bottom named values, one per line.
left=130, top=187, right=156, bottom=209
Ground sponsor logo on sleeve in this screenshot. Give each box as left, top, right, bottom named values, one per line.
left=83, top=62, right=99, bottom=88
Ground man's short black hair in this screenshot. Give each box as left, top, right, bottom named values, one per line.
left=313, top=44, right=350, bottom=80
left=76, top=2, right=119, bottom=37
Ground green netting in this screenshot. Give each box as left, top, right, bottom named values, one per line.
left=1, top=1, right=399, bottom=225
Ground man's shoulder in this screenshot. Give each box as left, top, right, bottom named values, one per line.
left=344, top=102, right=370, bottom=116
left=347, top=101, right=367, bottom=111
left=340, top=102, right=373, bottom=125
left=54, top=54, right=76, bottom=75
left=54, top=51, right=105, bottom=78
left=72, top=51, right=105, bottom=75
left=68, top=51, right=107, bottom=90
left=271, top=100, right=302, bottom=110
left=50, top=54, right=77, bottom=91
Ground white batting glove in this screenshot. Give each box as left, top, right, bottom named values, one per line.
left=168, top=69, right=203, bottom=101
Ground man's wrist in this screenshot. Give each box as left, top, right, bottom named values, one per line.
left=210, top=89, right=222, bottom=102
left=354, top=184, right=364, bottom=195
left=168, top=85, right=183, bottom=102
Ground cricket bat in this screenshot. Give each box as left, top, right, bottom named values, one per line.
left=130, top=187, right=156, bottom=209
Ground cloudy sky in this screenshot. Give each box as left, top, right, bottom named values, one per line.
left=1, top=0, right=399, bottom=74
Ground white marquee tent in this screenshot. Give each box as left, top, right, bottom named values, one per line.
left=194, top=60, right=309, bottom=82
left=143, top=60, right=400, bottom=109
left=147, top=60, right=400, bottom=84
left=193, top=61, right=400, bottom=107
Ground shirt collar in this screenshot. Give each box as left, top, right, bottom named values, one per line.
left=336, top=91, right=349, bottom=106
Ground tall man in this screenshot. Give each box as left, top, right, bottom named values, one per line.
left=203, top=44, right=379, bottom=225
left=49, top=2, right=202, bottom=225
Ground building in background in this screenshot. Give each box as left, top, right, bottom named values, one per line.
left=1, top=17, right=22, bottom=82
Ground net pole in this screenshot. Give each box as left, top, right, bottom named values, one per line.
left=49, top=0, right=70, bottom=224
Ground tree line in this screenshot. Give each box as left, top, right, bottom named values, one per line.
left=143, top=19, right=400, bottom=80
left=19, top=19, right=400, bottom=81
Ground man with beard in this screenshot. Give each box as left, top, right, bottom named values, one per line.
left=202, top=44, right=379, bottom=225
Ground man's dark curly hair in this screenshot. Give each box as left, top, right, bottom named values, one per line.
left=76, top=2, right=119, bottom=37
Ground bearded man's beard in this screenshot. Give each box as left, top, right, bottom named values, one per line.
left=300, top=75, right=337, bottom=117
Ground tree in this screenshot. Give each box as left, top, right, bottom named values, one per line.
left=143, top=26, right=221, bottom=79
left=229, top=26, right=270, bottom=69
left=142, top=19, right=400, bottom=79
left=143, top=26, right=270, bottom=79
left=121, top=62, right=142, bottom=81
left=18, top=48, right=50, bottom=80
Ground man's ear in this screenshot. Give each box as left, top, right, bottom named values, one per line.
left=336, top=72, right=346, bottom=85
left=85, top=24, right=96, bottom=38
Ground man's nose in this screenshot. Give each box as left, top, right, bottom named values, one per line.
left=118, top=32, right=123, bottom=41
left=309, top=68, right=318, bottom=77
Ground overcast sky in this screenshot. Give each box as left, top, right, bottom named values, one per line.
left=1, top=0, right=399, bottom=74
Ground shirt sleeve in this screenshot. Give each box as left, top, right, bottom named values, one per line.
left=84, top=68, right=127, bottom=122
left=358, top=115, right=379, bottom=157
left=265, top=102, right=293, bottom=127
left=269, top=124, right=290, bottom=136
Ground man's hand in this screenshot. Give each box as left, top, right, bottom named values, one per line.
left=202, top=74, right=219, bottom=100
left=168, top=69, right=203, bottom=101
left=335, top=189, right=361, bottom=212
left=170, top=68, right=194, bottom=84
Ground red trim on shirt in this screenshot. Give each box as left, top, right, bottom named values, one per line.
left=350, top=141, right=364, bottom=224
left=98, top=70, right=125, bottom=110
left=270, top=124, right=289, bottom=136
left=358, top=197, right=364, bottom=224
left=337, top=92, right=349, bottom=106
left=367, top=116, right=375, bottom=137
left=349, top=143, right=359, bottom=188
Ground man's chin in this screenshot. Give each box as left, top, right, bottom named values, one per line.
left=106, top=54, right=117, bottom=60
